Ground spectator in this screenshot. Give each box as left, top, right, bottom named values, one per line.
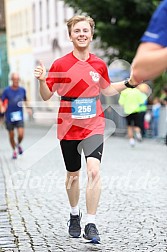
left=160, top=86, right=167, bottom=106
left=151, top=97, right=161, bottom=138
left=137, top=83, right=150, bottom=137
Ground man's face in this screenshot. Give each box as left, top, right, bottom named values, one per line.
left=70, top=21, right=93, bottom=49
left=11, top=74, right=19, bottom=88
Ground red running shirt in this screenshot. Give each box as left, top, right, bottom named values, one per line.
left=46, top=52, right=110, bottom=140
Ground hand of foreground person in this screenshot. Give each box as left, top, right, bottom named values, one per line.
left=129, top=69, right=143, bottom=86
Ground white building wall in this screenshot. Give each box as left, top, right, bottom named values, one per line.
left=5, top=0, right=75, bottom=107
left=5, top=0, right=34, bottom=101
left=31, top=0, right=74, bottom=115
left=32, top=0, right=74, bottom=69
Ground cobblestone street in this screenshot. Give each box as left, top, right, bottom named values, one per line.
left=0, top=123, right=167, bottom=252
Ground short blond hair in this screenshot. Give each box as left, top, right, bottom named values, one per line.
left=67, top=15, right=95, bottom=36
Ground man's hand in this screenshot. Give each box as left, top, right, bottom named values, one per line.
left=26, top=107, right=33, bottom=116
left=34, top=61, right=46, bottom=81
left=129, top=69, right=143, bottom=86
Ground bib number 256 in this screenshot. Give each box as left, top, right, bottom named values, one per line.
left=78, top=105, right=91, bottom=113
left=72, top=97, right=96, bottom=119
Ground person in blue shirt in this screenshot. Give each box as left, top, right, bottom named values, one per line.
left=151, top=97, right=161, bottom=138
left=1, top=73, right=31, bottom=159
left=131, top=0, right=167, bottom=83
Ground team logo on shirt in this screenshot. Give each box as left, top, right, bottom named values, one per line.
left=89, top=71, right=100, bottom=82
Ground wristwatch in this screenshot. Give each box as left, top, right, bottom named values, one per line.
left=124, top=79, right=136, bottom=88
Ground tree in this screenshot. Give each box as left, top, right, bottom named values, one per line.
left=64, top=0, right=159, bottom=64
left=64, top=0, right=166, bottom=95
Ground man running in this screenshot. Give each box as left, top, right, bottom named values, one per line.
left=34, top=15, right=136, bottom=243
left=1, top=73, right=31, bottom=159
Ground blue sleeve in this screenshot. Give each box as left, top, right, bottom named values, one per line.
left=21, top=87, right=27, bottom=101
left=23, top=88, right=27, bottom=101
left=141, top=0, right=167, bottom=47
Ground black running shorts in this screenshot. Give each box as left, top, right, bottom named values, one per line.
left=5, top=121, right=24, bottom=131
left=126, top=113, right=140, bottom=127
left=60, top=134, right=104, bottom=172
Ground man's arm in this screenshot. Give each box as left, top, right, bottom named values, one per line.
left=23, top=98, right=33, bottom=118
left=34, top=62, right=53, bottom=101
left=0, top=99, right=4, bottom=113
left=101, top=81, right=126, bottom=96
left=101, top=79, right=135, bottom=96
left=131, top=42, right=167, bottom=83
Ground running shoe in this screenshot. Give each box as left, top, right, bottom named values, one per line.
left=12, top=151, right=17, bottom=159
left=67, top=212, right=82, bottom=238
left=136, top=132, right=142, bottom=142
left=83, top=223, right=100, bottom=242
left=129, top=138, right=135, bottom=147
left=17, top=145, right=23, bottom=155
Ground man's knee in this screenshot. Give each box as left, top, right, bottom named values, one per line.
left=66, top=171, right=80, bottom=189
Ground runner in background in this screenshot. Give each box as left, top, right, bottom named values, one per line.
left=0, top=73, right=31, bottom=159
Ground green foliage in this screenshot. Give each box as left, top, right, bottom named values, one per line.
left=64, top=0, right=160, bottom=63
left=153, top=73, right=167, bottom=97
left=64, top=0, right=165, bottom=94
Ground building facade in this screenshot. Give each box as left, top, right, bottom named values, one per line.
left=31, top=0, right=74, bottom=105
left=0, top=0, right=9, bottom=93
left=5, top=0, right=34, bottom=100
left=5, top=0, right=74, bottom=106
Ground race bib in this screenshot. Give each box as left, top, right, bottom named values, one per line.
left=10, top=111, right=23, bottom=122
left=72, top=98, right=96, bottom=119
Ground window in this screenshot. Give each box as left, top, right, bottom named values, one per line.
left=55, top=0, right=58, bottom=26
left=46, top=0, right=49, bottom=29
left=63, top=3, right=67, bottom=22
left=32, top=3, right=36, bottom=33
left=39, top=1, right=42, bottom=31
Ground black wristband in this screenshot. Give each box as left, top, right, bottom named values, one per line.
left=124, top=79, right=136, bottom=88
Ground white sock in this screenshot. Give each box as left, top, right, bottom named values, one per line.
left=86, top=214, right=96, bottom=225
left=70, top=205, right=79, bottom=216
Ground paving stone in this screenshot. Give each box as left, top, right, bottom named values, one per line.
left=0, top=126, right=167, bottom=251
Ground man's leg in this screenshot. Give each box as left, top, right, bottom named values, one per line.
left=134, top=126, right=142, bottom=141
left=5, top=122, right=17, bottom=159
left=134, top=113, right=142, bottom=141
left=86, top=157, right=101, bottom=215
left=8, top=129, right=16, bottom=150
left=82, top=135, right=103, bottom=242
left=82, top=158, right=101, bottom=242
left=15, top=121, right=24, bottom=154
left=8, top=129, right=17, bottom=159
left=126, top=116, right=135, bottom=147
left=60, top=140, right=82, bottom=238
left=16, top=125, right=24, bottom=154
left=66, top=170, right=80, bottom=211
left=66, top=171, right=82, bottom=238
left=61, top=140, right=81, bottom=211
left=17, top=127, right=24, bottom=144
left=127, top=126, right=135, bottom=147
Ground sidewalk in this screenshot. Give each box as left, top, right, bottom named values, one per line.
left=0, top=123, right=167, bottom=252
